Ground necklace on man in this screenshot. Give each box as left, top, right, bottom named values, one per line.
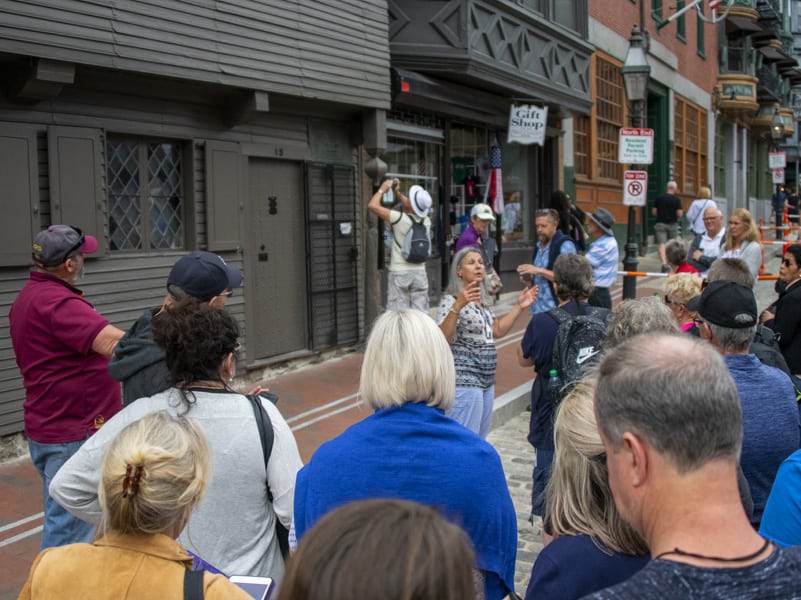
left=653, top=538, right=771, bottom=563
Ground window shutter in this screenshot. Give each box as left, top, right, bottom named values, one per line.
left=47, top=126, right=106, bottom=256
left=205, top=141, right=243, bottom=251
left=0, top=123, right=39, bottom=266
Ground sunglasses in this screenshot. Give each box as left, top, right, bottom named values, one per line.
left=782, top=258, right=796, bottom=267
left=61, top=227, right=86, bottom=263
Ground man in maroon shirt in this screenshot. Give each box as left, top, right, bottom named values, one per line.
left=9, top=225, right=123, bottom=549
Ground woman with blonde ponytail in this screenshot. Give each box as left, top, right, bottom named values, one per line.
left=524, top=381, right=650, bottom=599
left=18, top=412, right=250, bottom=599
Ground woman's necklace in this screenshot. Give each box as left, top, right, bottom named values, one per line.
left=653, top=538, right=771, bottom=563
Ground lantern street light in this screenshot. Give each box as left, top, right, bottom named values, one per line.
left=771, top=107, right=785, bottom=142
left=621, top=25, right=651, bottom=300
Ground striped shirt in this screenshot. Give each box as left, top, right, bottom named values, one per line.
left=585, top=234, right=619, bottom=288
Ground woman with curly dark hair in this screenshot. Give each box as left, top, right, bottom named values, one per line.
left=51, top=301, right=302, bottom=584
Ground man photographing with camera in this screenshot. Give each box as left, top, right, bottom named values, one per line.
left=368, top=178, right=432, bottom=312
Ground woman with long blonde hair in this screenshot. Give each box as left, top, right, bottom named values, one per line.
left=524, top=381, right=649, bottom=599
left=721, top=207, right=762, bottom=278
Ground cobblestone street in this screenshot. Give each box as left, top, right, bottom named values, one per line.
left=487, top=410, right=542, bottom=594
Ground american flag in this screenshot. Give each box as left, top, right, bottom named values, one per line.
left=484, top=144, right=504, bottom=214
left=708, top=0, right=721, bottom=9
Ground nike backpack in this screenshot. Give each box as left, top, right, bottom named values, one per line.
left=547, top=302, right=609, bottom=405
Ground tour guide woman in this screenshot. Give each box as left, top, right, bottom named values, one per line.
left=438, top=246, right=537, bottom=437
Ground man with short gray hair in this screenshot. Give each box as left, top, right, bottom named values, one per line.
left=687, top=280, right=799, bottom=527
left=687, top=205, right=725, bottom=275
left=587, top=333, right=801, bottom=599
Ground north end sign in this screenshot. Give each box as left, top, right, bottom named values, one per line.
left=618, top=128, right=654, bottom=165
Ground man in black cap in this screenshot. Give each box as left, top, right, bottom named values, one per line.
left=108, top=250, right=242, bottom=405
left=584, top=208, right=618, bottom=309
left=688, top=280, right=799, bottom=528
left=9, top=225, right=124, bottom=549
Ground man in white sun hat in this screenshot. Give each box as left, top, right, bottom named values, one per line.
left=369, top=179, right=432, bottom=311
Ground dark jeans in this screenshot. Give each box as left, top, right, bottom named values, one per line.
left=531, top=447, right=554, bottom=519
left=776, top=206, right=785, bottom=240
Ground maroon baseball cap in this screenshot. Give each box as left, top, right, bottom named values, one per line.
left=32, top=225, right=99, bottom=267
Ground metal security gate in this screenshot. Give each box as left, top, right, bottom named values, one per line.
left=306, top=164, right=359, bottom=350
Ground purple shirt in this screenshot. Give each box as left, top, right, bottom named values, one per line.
left=455, top=223, right=481, bottom=253
left=9, top=271, right=121, bottom=443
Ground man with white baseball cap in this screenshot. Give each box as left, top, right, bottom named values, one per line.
left=9, top=225, right=125, bottom=549
left=368, top=179, right=432, bottom=311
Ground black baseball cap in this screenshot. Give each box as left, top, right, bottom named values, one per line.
left=166, top=251, right=242, bottom=302
left=686, top=280, right=757, bottom=329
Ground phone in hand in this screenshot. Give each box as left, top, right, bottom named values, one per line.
left=230, top=576, right=274, bottom=600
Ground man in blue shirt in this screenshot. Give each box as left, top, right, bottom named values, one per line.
left=584, top=208, right=619, bottom=309
left=687, top=280, right=800, bottom=528
left=517, top=208, right=576, bottom=314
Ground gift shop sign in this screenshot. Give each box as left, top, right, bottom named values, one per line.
left=618, top=128, right=654, bottom=164
left=623, top=171, right=648, bottom=206
left=507, top=104, right=548, bottom=146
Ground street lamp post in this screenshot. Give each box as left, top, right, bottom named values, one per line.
left=771, top=107, right=785, bottom=240
left=621, top=25, right=651, bottom=300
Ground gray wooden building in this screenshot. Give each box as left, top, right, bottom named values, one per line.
left=0, top=0, right=390, bottom=436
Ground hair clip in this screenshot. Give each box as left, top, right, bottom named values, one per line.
left=122, top=463, right=144, bottom=498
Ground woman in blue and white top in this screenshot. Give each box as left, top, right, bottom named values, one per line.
left=438, top=247, right=536, bottom=437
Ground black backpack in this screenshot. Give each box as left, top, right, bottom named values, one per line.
left=396, top=215, right=430, bottom=264
left=547, top=302, right=609, bottom=403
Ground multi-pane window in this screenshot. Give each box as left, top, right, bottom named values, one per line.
left=697, top=4, right=705, bottom=57
left=514, top=0, right=585, bottom=36
left=107, top=139, right=184, bottom=251
left=677, top=0, right=686, bottom=42
left=572, top=55, right=626, bottom=182
left=574, top=115, right=590, bottom=176
left=673, top=96, right=708, bottom=196
left=652, top=0, right=662, bottom=21
left=714, top=119, right=726, bottom=197
left=596, top=57, right=625, bottom=181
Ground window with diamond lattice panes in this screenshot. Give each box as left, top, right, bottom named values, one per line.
left=107, top=139, right=184, bottom=251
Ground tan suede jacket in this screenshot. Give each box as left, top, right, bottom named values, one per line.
left=17, top=531, right=251, bottom=599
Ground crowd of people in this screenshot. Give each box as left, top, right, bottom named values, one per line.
left=9, top=179, right=801, bottom=599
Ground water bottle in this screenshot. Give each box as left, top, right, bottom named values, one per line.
left=548, top=368, right=563, bottom=396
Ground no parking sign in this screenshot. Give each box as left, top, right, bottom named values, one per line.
left=623, top=171, right=648, bottom=206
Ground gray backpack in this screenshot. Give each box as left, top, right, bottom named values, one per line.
left=397, top=215, right=430, bottom=264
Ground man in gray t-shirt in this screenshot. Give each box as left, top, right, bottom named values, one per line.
left=585, top=333, right=801, bottom=599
